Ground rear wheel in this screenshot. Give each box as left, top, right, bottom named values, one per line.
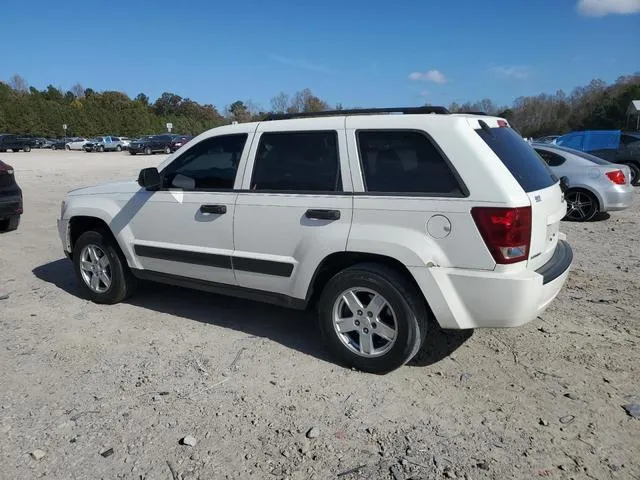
left=318, top=263, right=428, bottom=374
left=98, top=145, right=105, bottom=152
left=116, top=145, right=122, bottom=152
left=564, top=189, right=599, bottom=222
left=130, top=151, right=136, bottom=155
left=23, top=145, right=31, bottom=152
left=144, top=147, right=152, bottom=155
left=51, top=145, right=57, bottom=151
left=65, top=145, right=70, bottom=151
left=164, top=146, right=171, bottom=154
left=0, top=215, right=20, bottom=232
left=73, top=229, right=135, bottom=304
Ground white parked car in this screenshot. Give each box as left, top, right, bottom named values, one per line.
left=65, top=138, right=90, bottom=151
left=57, top=107, right=573, bottom=373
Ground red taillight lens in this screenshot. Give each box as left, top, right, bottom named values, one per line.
left=0, top=163, right=14, bottom=175
left=605, top=170, right=625, bottom=185
left=471, top=206, right=532, bottom=264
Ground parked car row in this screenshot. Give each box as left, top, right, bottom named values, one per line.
left=534, top=130, right=640, bottom=186
left=129, top=134, right=194, bottom=155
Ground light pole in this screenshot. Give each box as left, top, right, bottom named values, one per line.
left=63, top=124, right=67, bottom=144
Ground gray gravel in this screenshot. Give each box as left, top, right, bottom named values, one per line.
left=0, top=150, right=639, bottom=479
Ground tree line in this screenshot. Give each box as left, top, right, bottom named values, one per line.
left=0, top=73, right=638, bottom=138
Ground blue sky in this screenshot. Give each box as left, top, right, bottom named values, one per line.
left=1, top=0, right=639, bottom=111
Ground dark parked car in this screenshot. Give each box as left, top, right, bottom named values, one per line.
left=555, top=130, right=640, bottom=186
left=129, top=134, right=175, bottom=155
left=0, top=160, right=23, bottom=232
left=50, top=139, right=69, bottom=150
left=170, top=135, right=194, bottom=152
left=0, top=134, right=34, bottom=152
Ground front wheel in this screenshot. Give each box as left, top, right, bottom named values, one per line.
left=116, top=145, right=122, bottom=152
left=129, top=151, right=137, bottom=155
left=98, top=145, right=105, bottom=152
left=564, top=189, right=599, bottom=221
left=73, top=229, right=136, bottom=304
left=23, top=145, right=31, bottom=152
left=164, top=146, right=171, bottom=154
left=318, top=263, right=428, bottom=374
left=65, top=145, right=70, bottom=151
left=144, top=147, right=152, bottom=155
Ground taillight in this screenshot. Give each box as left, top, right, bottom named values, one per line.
left=0, top=163, right=14, bottom=175
left=497, top=119, right=509, bottom=127
left=605, top=170, right=625, bottom=185
left=472, top=206, right=532, bottom=264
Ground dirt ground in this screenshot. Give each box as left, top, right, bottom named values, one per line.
left=0, top=149, right=638, bottom=480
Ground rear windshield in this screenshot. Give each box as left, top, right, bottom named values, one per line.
left=476, top=127, right=557, bottom=192
left=552, top=145, right=611, bottom=165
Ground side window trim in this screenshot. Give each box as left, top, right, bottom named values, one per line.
left=244, top=130, right=346, bottom=194
left=353, top=128, right=469, bottom=197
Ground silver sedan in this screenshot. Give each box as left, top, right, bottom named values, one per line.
left=533, top=143, right=634, bottom=221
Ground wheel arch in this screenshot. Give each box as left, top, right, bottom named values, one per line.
left=304, top=251, right=429, bottom=310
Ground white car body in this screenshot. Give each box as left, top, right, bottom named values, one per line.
left=58, top=112, right=572, bottom=332
left=66, top=138, right=90, bottom=150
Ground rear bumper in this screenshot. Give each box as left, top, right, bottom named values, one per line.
left=410, top=240, right=573, bottom=329
left=601, top=186, right=634, bottom=211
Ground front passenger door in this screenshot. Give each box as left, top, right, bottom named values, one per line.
left=127, top=133, right=252, bottom=285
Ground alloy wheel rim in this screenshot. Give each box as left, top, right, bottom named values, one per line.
left=332, top=287, right=398, bottom=357
left=566, top=191, right=593, bottom=220
left=79, top=244, right=112, bottom=293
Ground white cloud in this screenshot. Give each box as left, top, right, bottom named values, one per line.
left=490, top=65, right=534, bottom=80
left=408, top=70, right=447, bottom=84
left=419, top=90, right=430, bottom=97
left=267, top=54, right=334, bottom=73
left=577, top=0, right=640, bottom=16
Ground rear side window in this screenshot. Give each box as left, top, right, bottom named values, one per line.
left=476, top=127, right=556, bottom=192
left=251, top=131, right=341, bottom=192
left=356, top=130, right=464, bottom=195
left=535, top=148, right=566, bottom=167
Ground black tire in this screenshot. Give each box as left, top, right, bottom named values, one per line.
left=51, top=145, right=56, bottom=151
left=164, top=146, right=171, bottom=154
left=73, top=229, right=136, bottom=304
left=98, top=145, right=105, bottom=152
left=564, top=188, right=599, bottom=222
left=0, top=215, right=20, bottom=232
left=144, top=147, right=152, bottom=155
left=129, top=151, right=136, bottom=155
left=318, top=263, right=428, bottom=374
left=116, top=145, right=122, bottom=152
left=23, top=145, right=31, bottom=152
left=11, top=149, right=19, bottom=152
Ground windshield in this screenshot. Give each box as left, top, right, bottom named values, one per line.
left=551, top=145, right=612, bottom=165
left=476, top=126, right=557, bottom=192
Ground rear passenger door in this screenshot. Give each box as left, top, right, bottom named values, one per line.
left=233, top=120, right=353, bottom=300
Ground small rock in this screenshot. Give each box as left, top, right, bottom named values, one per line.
left=0, top=294, right=9, bottom=301
left=443, top=467, right=457, bottom=478
left=401, top=458, right=408, bottom=467
left=181, top=435, right=197, bottom=447
left=299, top=438, right=310, bottom=455
left=476, top=461, right=489, bottom=470
left=622, top=403, right=640, bottom=418
left=281, top=449, right=290, bottom=458
left=539, top=418, right=549, bottom=426
left=559, top=415, right=575, bottom=424
left=389, top=464, right=403, bottom=480
left=460, top=373, right=472, bottom=382
left=306, top=426, right=320, bottom=439
left=563, top=393, right=579, bottom=400
left=100, top=448, right=114, bottom=458
left=30, top=449, right=45, bottom=460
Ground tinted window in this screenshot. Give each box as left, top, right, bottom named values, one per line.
left=557, top=134, right=583, bottom=150
left=476, top=127, right=556, bottom=192
left=357, top=130, right=463, bottom=195
left=535, top=148, right=566, bottom=167
left=162, top=134, right=247, bottom=190
left=621, top=134, right=640, bottom=147
left=251, top=131, right=341, bottom=192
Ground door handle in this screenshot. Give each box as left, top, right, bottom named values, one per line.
left=200, top=204, right=227, bottom=214
left=305, top=209, right=340, bottom=220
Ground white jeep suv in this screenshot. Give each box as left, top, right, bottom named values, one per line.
left=57, top=107, right=573, bottom=373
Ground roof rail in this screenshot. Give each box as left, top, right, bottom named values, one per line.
left=265, top=106, right=450, bottom=121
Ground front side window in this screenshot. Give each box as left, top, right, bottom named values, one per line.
left=357, top=130, right=463, bottom=195
left=251, top=131, right=341, bottom=192
left=162, top=134, right=247, bottom=190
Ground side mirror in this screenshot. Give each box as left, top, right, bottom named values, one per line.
left=559, top=176, right=569, bottom=193
left=138, top=167, right=162, bottom=190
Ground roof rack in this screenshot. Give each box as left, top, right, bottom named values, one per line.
left=266, top=106, right=450, bottom=121
left=456, top=111, right=488, bottom=115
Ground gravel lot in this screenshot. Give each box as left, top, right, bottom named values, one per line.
left=1, top=149, right=639, bottom=480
